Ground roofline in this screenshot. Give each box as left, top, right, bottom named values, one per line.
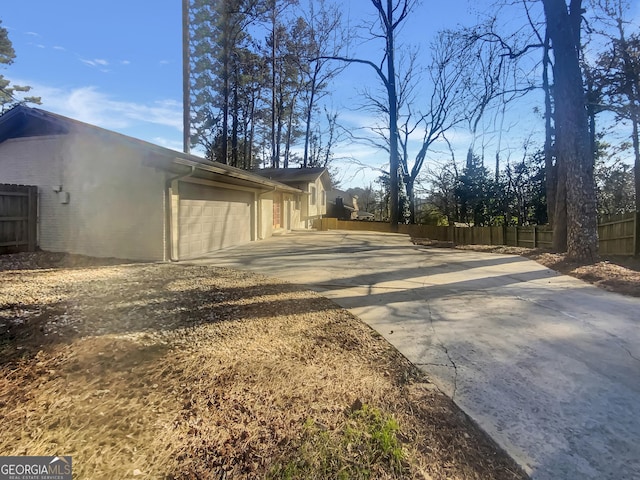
left=2, top=106, right=301, bottom=194
left=173, top=158, right=302, bottom=193
left=253, top=167, right=332, bottom=189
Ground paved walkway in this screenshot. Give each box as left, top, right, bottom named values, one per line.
left=191, top=230, right=640, bottom=480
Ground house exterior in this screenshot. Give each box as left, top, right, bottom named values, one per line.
left=326, top=188, right=357, bottom=220
left=252, top=167, right=330, bottom=229
left=326, top=188, right=375, bottom=221
left=0, top=106, right=304, bottom=261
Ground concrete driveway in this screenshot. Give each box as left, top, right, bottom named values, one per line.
left=191, top=230, right=640, bottom=480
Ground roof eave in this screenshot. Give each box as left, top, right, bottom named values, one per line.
left=172, top=158, right=302, bottom=193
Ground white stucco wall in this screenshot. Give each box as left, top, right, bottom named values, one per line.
left=260, top=192, right=303, bottom=233
left=285, top=193, right=301, bottom=230
left=301, top=178, right=327, bottom=227
left=259, top=194, right=274, bottom=239
left=0, top=136, right=70, bottom=253
left=59, top=131, right=168, bottom=260
left=0, top=132, right=168, bottom=260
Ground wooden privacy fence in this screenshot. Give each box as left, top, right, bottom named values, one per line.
left=0, top=183, right=38, bottom=254
left=316, top=213, right=639, bottom=256
left=598, top=214, right=637, bottom=256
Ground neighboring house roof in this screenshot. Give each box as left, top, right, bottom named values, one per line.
left=0, top=105, right=301, bottom=194
left=253, top=167, right=331, bottom=190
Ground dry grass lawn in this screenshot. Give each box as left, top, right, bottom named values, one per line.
left=0, top=252, right=527, bottom=479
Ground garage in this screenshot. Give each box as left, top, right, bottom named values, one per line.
left=178, top=181, right=254, bottom=259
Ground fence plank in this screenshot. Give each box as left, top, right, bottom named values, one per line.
left=636, top=212, right=640, bottom=257
left=319, top=214, right=638, bottom=257
left=598, top=215, right=635, bottom=255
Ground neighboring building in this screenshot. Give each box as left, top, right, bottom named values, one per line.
left=326, top=188, right=356, bottom=220
left=252, top=167, right=330, bottom=229
left=0, top=105, right=304, bottom=261
left=326, top=188, right=375, bottom=221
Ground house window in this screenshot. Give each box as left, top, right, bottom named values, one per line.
left=321, top=191, right=326, bottom=206
left=310, top=186, right=316, bottom=205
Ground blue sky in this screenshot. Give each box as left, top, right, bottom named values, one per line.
left=3, top=1, right=184, bottom=149
left=0, top=1, right=586, bottom=188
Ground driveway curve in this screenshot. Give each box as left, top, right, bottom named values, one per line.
left=190, top=230, right=640, bottom=480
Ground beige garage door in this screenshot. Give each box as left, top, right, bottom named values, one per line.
left=178, top=182, right=253, bottom=259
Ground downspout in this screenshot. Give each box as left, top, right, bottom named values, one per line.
left=258, top=186, right=277, bottom=240
left=165, top=165, right=196, bottom=262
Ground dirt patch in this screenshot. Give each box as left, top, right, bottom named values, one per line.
left=0, top=252, right=528, bottom=479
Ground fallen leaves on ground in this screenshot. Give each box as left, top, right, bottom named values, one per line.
left=453, top=245, right=640, bottom=297
left=0, top=252, right=527, bottom=479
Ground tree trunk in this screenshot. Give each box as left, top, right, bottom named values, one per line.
left=182, top=0, right=190, bottom=155
left=552, top=158, right=567, bottom=251
left=542, top=32, right=556, bottom=227
left=270, top=8, right=278, bottom=168
left=385, top=0, right=400, bottom=228
left=633, top=118, right=640, bottom=213
left=221, top=42, right=230, bottom=164
left=247, top=92, right=257, bottom=170
left=275, top=86, right=284, bottom=168
left=303, top=70, right=318, bottom=168
left=466, top=147, right=473, bottom=170
left=283, top=102, right=296, bottom=168
left=405, top=176, right=416, bottom=224
left=629, top=121, right=638, bottom=257
left=614, top=9, right=640, bottom=217
left=231, top=66, right=239, bottom=167
left=543, top=0, right=598, bottom=261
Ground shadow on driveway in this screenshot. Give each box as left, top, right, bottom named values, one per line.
left=197, top=230, right=640, bottom=480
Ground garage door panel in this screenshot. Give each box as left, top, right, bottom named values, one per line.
left=202, top=205, right=214, bottom=216
left=178, top=182, right=253, bottom=258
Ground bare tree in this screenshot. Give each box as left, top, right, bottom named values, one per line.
left=592, top=0, right=640, bottom=219
left=482, top=0, right=597, bottom=257
left=398, top=32, right=471, bottom=223
left=320, top=0, right=416, bottom=226
left=299, top=0, right=347, bottom=167
left=265, top=0, right=298, bottom=168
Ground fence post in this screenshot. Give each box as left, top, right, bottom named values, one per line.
left=28, top=186, right=37, bottom=251
left=515, top=226, right=519, bottom=247
left=633, top=210, right=640, bottom=257
left=533, top=226, right=537, bottom=248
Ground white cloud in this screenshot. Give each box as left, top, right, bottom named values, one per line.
left=121, top=60, right=131, bottom=65
left=25, top=31, right=40, bottom=37
left=22, top=83, right=183, bottom=135
left=159, top=60, right=171, bottom=65
left=53, top=46, right=65, bottom=51
left=80, top=58, right=109, bottom=68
